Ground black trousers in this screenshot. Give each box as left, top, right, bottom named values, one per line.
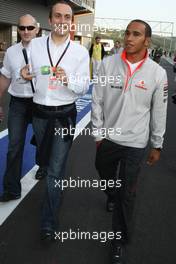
left=95, top=139, right=145, bottom=244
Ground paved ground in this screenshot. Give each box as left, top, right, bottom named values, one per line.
left=0, top=59, right=176, bottom=264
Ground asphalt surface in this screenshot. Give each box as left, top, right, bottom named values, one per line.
left=0, top=59, right=176, bottom=264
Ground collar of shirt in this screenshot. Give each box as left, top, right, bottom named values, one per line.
left=19, top=41, right=31, bottom=53
left=48, top=33, right=70, bottom=66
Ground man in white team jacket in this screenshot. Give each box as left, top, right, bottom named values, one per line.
left=91, top=19, right=168, bottom=264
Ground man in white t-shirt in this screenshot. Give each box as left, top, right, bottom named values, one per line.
left=0, top=14, right=44, bottom=202
left=21, top=1, right=90, bottom=242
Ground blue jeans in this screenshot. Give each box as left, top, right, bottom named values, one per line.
left=95, top=139, right=146, bottom=244
left=3, top=96, right=33, bottom=196
left=32, top=104, right=76, bottom=232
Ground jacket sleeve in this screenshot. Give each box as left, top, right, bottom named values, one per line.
left=91, top=61, right=105, bottom=141
left=101, top=44, right=105, bottom=59
left=89, top=44, right=93, bottom=58
left=150, top=69, right=168, bottom=148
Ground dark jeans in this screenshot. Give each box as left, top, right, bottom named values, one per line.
left=3, top=96, right=33, bottom=196
left=95, top=139, right=145, bottom=244
left=32, top=103, right=76, bottom=232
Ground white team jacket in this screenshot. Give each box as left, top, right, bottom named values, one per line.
left=91, top=50, right=168, bottom=148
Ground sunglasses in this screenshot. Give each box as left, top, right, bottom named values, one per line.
left=18, top=25, right=36, bottom=31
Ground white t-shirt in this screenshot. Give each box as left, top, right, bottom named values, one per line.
left=126, top=59, right=143, bottom=74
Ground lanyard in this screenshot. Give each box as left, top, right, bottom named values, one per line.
left=46, top=36, right=70, bottom=68
left=22, top=48, right=35, bottom=93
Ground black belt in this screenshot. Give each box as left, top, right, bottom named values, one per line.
left=11, top=95, right=33, bottom=102
left=33, top=102, right=75, bottom=112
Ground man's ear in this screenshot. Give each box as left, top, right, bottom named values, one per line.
left=35, top=24, right=40, bottom=35
left=144, top=37, right=151, bottom=48
left=48, top=18, right=52, bottom=27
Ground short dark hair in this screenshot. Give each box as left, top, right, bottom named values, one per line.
left=129, top=19, right=152, bottom=38
left=49, top=0, right=73, bottom=19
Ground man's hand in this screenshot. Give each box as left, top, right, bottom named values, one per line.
left=0, top=106, right=4, bottom=122
left=20, top=65, right=34, bottom=81
left=55, top=67, right=68, bottom=86
left=147, top=148, right=161, bottom=166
